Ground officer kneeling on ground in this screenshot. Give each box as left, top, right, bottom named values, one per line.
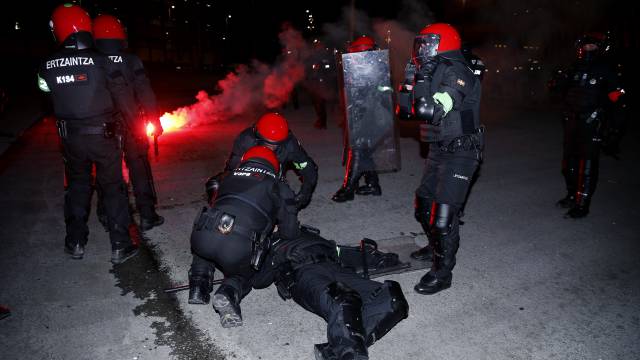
left=251, top=227, right=409, bottom=360
left=188, top=146, right=300, bottom=328
left=211, top=112, right=318, bottom=210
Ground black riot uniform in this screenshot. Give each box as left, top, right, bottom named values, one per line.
left=94, top=37, right=164, bottom=230
left=38, top=7, right=138, bottom=264
left=251, top=228, right=409, bottom=360
left=304, top=41, right=336, bottom=129
left=462, top=44, right=486, bottom=82
left=397, top=24, right=484, bottom=295
left=553, top=33, right=624, bottom=218
left=220, top=127, right=318, bottom=209
left=189, top=149, right=300, bottom=328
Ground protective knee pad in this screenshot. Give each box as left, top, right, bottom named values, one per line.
left=414, top=196, right=433, bottom=225
left=366, top=280, right=409, bottom=345
left=430, top=203, right=454, bottom=237
left=326, top=281, right=365, bottom=338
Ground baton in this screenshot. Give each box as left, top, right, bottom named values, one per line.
left=163, top=278, right=224, bottom=294
left=153, top=134, right=159, bottom=157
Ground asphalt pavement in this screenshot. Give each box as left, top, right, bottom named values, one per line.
left=1, top=97, right=639, bottom=360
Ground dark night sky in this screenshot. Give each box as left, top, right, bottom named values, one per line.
left=1, top=0, right=638, bottom=91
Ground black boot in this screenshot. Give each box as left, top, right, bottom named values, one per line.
left=212, top=284, right=243, bottom=328
left=332, top=186, right=355, bottom=202
left=556, top=193, right=575, bottom=209
left=140, top=212, right=164, bottom=231
left=410, top=245, right=433, bottom=261
left=414, top=206, right=458, bottom=295
left=414, top=271, right=452, bottom=295
left=333, top=150, right=362, bottom=203
left=565, top=195, right=590, bottom=219
left=111, top=243, right=139, bottom=264
left=64, top=238, right=85, bottom=260
left=355, top=172, right=381, bottom=196
left=188, top=270, right=213, bottom=305
left=326, top=282, right=369, bottom=360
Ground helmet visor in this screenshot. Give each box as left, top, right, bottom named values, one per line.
left=413, top=33, right=440, bottom=64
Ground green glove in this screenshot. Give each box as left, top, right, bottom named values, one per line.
left=433, top=92, right=453, bottom=116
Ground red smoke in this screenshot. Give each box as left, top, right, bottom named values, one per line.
left=159, top=26, right=312, bottom=129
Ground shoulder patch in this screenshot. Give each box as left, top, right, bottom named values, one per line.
left=456, top=79, right=466, bottom=87
left=293, top=162, right=308, bottom=170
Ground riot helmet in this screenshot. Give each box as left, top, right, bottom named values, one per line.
left=50, top=3, right=93, bottom=49
left=93, top=14, right=127, bottom=51
left=254, top=112, right=289, bottom=146
left=348, top=35, right=377, bottom=53
left=240, top=146, right=280, bottom=173
left=93, top=14, right=126, bottom=40
left=412, top=23, right=461, bottom=65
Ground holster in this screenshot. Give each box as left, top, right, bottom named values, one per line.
left=250, top=233, right=270, bottom=270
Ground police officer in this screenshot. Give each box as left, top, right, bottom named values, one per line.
left=212, top=112, right=318, bottom=210
left=461, top=43, right=486, bottom=82
left=189, top=146, right=300, bottom=328
left=92, top=14, right=165, bottom=231
left=554, top=33, right=624, bottom=218
left=251, top=227, right=409, bottom=360
left=304, top=40, right=336, bottom=129
left=332, top=36, right=382, bottom=203
left=397, top=23, right=484, bottom=295
left=38, top=4, right=138, bottom=264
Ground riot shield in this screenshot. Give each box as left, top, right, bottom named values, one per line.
left=339, top=49, right=400, bottom=172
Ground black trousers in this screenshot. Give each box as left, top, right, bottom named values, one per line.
left=291, top=262, right=401, bottom=355
left=62, top=134, right=130, bottom=247
left=190, top=219, right=255, bottom=300
left=416, top=146, right=479, bottom=278
left=562, top=112, right=601, bottom=206
left=97, top=131, right=157, bottom=219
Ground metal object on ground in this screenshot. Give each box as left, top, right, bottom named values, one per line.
left=164, top=279, right=223, bottom=294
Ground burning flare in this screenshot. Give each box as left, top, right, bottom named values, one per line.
left=146, top=111, right=189, bottom=136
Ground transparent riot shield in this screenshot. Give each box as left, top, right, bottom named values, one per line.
left=339, top=49, right=400, bottom=172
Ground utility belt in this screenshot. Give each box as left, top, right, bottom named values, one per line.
left=193, top=206, right=264, bottom=241
left=56, top=119, right=121, bottom=140
left=437, top=126, right=485, bottom=154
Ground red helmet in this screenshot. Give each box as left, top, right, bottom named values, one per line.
left=240, top=146, right=280, bottom=173
left=413, top=23, right=461, bottom=64
left=50, top=3, right=92, bottom=44
left=93, top=14, right=126, bottom=40
left=348, top=36, right=376, bottom=53
left=255, top=113, right=289, bottom=144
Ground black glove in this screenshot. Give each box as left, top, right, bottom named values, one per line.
left=294, top=192, right=311, bottom=210
left=420, top=123, right=441, bottom=143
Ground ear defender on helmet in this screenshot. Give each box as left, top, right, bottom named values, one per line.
left=255, top=113, right=289, bottom=145
left=240, top=146, right=280, bottom=173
